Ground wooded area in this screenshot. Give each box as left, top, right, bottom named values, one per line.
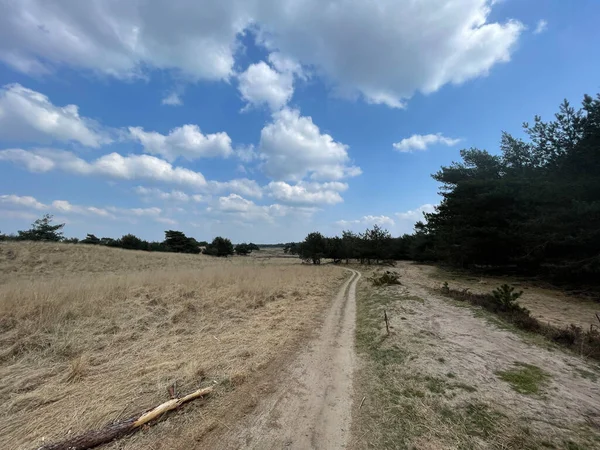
left=294, top=93, right=600, bottom=288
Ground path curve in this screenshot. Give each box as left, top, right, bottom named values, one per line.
left=214, top=268, right=361, bottom=449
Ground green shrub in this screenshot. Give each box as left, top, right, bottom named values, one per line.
left=492, top=284, right=524, bottom=312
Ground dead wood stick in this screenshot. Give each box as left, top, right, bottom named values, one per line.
left=384, top=309, right=390, bottom=335
left=595, top=313, right=600, bottom=325
left=359, top=396, right=366, bottom=409
left=37, top=386, right=213, bottom=450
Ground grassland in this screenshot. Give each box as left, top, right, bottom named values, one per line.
left=0, top=242, right=345, bottom=449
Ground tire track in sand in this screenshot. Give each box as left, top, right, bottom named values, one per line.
left=214, top=268, right=361, bottom=449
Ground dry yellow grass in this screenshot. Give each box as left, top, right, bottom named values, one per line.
left=0, top=242, right=346, bottom=449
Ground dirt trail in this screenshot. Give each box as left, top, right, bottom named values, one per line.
left=213, top=268, right=360, bottom=450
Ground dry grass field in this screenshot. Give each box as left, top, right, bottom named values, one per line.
left=0, top=242, right=346, bottom=449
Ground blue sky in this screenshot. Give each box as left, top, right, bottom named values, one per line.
left=0, top=0, right=599, bottom=243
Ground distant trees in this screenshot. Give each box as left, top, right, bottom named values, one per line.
left=163, top=230, right=200, bottom=254
left=203, top=236, right=234, bottom=257
left=81, top=234, right=101, bottom=245
left=234, top=242, right=259, bottom=255
left=17, top=214, right=65, bottom=241
left=284, top=242, right=300, bottom=255
left=298, top=232, right=328, bottom=264
left=4, top=215, right=230, bottom=257
left=119, top=233, right=148, bottom=251
left=296, top=225, right=400, bottom=265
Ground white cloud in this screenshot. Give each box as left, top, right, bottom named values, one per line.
left=0, top=194, right=47, bottom=210
left=0, top=84, right=109, bottom=147
left=266, top=181, right=347, bottom=206
left=162, top=92, right=183, bottom=106
left=0, top=194, right=171, bottom=221
left=129, top=124, right=233, bottom=161
left=238, top=61, right=294, bottom=111
left=395, top=204, right=437, bottom=233
left=0, top=1, right=245, bottom=81
left=393, top=134, right=461, bottom=153
left=259, top=108, right=361, bottom=181
left=256, top=0, right=524, bottom=107
left=0, top=194, right=187, bottom=227
left=336, top=215, right=395, bottom=228
left=396, top=204, right=436, bottom=221
left=0, top=1, right=523, bottom=108
left=0, top=148, right=208, bottom=189
left=235, top=144, right=260, bottom=163
left=0, top=148, right=264, bottom=199
left=212, top=193, right=317, bottom=223
left=534, top=19, right=548, bottom=35
left=135, top=186, right=195, bottom=203
left=155, top=216, right=178, bottom=226
left=207, top=178, right=263, bottom=198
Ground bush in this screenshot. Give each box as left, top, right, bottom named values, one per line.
left=235, top=243, right=251, bottom=255
left=203, top=237, right=234, bottom=257
left=492, top=284, right=524, bottom=312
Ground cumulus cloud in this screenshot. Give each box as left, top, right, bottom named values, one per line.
left=534, top=19, right=548, bottom=35
left=0, top=148, right=263, bottom=199
left=0, top=1, right=523, bottom=108
left=212, top=193, right=317, bottom=223
left=0, top=194, right=47, bottom=210
left=0, top=0, right=245, bottom=81
left=129, top=124, right=233, bottom=161
left=0, top=84, right=109, bottom=147
left=0, top=193, right=185, bottom=226
left=134, top=186, right=197, bottom=202
left=238, top=61, right=294, bottom=111
left=259, top=108, right=361, bottom=181
left=208, top=178, right=263, bottom=198
left=0, top=148, right=208, bottom=189
left=396, top=204, right=437, bottom=221
left=162, top=92, right=183, bottom=106
left=336, top=215, right=396, bottom=228
left=335, top=204, right=437, bottom=233
left=266, top=181, right=347, bottom=206
left=393, top=134, right=461, bottom=153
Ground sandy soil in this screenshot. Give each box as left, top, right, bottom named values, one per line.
left=350, top=262, right=600, bottom=448
left=208, top=269, right=361, bottom=450
left=426, top=264, right=600, bottom=329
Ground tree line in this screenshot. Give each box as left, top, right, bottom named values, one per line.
left=0, top=214, right=259, bottom=257
left=285, top=225, right=417, bottom=265
left=293, top=93, right=600, bottom=288
left=419, top=93, right=600, bottom=286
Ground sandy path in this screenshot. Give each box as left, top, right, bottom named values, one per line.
left=213, top=268, right=360, bottom=450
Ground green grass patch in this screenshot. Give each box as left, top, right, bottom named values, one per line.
left=496, top=362, right=551, bottom=395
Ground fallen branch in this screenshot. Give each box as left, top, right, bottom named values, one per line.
left=384, top=309, right=390, bottom=335
left=37, top=386, right=213, bottom=450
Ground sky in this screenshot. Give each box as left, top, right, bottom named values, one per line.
left=0, top=0, right=599, bottom=243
